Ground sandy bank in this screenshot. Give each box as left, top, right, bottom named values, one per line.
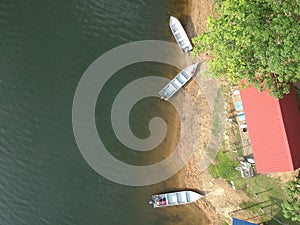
left=180, top=0, right=256, bottom=224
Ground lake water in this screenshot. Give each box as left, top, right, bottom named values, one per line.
left=0, top=0, right=208, bottom=224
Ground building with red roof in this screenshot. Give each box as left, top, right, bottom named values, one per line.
left=240, top=87, right=300, bottom=173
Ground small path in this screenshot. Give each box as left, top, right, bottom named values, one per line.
left=229, top=87, right=253, bottom=157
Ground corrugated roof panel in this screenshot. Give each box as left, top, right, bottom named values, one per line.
left=240, top=87, right=294, bottom=173
left=279, top=88, right=300, bottom=169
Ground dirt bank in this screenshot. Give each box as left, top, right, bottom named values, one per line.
left=181, top=0, right=257, bottom=224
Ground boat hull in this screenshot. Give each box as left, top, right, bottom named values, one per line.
left=159, top=63, right=198, bottom=101
left=169, top=16, right=193, bottom=53
left=149, top=191, right=203, bottom=208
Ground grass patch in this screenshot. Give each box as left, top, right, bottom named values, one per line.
left=211, top=88, right=224, bottom=137
left=208, top=126, right=242, bottom=181
left=234, top=129, right=244, bottom=157
left=208, top=151, right=240, bottom=181
left=206, top=87, right=226, bottom=160
left=238, top=175, right=299, bottom=225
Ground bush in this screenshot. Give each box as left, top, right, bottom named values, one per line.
left=282, top=179, right=300, bottom=222
left=193, top=0, right=300, bottom=99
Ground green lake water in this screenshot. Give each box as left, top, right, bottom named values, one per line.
left=0, top=0, right=208, bottom=224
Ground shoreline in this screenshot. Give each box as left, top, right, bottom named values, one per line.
left=183, top=0, right=220, bottom=223
left=180, top=0, right=251, bottom=224
left=166, top=1, right=218, bottom=222
left=167, top=1, right=256, bottom=223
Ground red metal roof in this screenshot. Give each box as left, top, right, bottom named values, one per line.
left=240, top=87, right=300, bottom=173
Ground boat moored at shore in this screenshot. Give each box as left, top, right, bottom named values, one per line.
left=159, top=63, right=198, bottom=101
left=149, top=190, right=203, bottom=208
left=169, top=16, right=193, bottom=53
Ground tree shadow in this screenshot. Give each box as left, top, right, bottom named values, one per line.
left=242, top=196, right=293, bottom=225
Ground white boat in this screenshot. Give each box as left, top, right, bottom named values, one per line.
left=169, top=16, right=193, bottom=53
left=149, top=190, right=203, bottom=208
left=159, top=63, right=198, bottom=101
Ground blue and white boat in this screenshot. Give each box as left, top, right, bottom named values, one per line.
left=149, top=190, right=203, bottom=208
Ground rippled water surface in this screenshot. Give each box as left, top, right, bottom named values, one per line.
left=0, top=0, right=207, bottom=224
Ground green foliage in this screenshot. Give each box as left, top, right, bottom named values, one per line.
left=208, top=151, right=240, bottom=181
left=281, top=179, right=300, bottom=222
left=192, top=0, right=300, bottom=99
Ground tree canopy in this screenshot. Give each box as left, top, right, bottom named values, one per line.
left=192, top=0, right=300, bottom=98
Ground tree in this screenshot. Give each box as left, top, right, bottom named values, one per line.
left=281, top=179, right=300, bottom=222
left=192, top=0, right=300, bottom=99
